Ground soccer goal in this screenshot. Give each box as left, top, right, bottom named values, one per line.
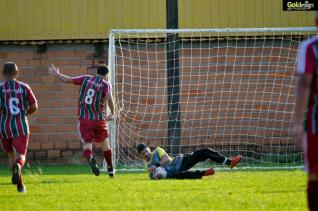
left=106, top=27, right=316, bottom=170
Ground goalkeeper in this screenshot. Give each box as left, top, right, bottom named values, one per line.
left=136, top=143, right=241, bottom=179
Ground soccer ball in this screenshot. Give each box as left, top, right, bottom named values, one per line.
left=154, top=167, right=167, bottom=179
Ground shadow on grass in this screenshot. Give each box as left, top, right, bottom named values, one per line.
left=0, top=165, right=148, bottom=178
left=39, top=179, right=82, bottom=184
left=0, top=179, right=81, bottom=185
left=0, top=182, right=13, bottom=186
left=256, top=188, right=305, bottom=194
left=0, top=165, right=92, bottom=175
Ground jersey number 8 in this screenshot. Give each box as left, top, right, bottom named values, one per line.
left=84, top=88, right=95, bottom=105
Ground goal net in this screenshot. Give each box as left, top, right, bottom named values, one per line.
left=107, top=28, right=316, bottom=170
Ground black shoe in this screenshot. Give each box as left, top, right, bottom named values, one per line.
left=17, top=184, right=26, bottom=193
left=89, top=157, right=100, bottom=176
left=108, top=167, right=115, bottom=178
left=12, top=163, right=21, bottom=185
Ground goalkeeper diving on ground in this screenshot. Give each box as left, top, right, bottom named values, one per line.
left=136, top=143, right=241, bottom=179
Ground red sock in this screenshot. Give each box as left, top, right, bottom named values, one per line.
left=83, top=149, right=93, bottom=160
left=308, top=181, right=318, bottom=211
left=16, top=158, right=25, bottom=168
left=104, top=149, right=112, bottom=168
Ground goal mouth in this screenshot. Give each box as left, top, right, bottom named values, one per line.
left=107, top=27, right=316, bottom=170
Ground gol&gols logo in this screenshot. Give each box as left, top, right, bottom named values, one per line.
left=286, top=1, right=315, bottom=10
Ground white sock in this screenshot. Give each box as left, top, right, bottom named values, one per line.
left=223, top=158, right=228, bottom=165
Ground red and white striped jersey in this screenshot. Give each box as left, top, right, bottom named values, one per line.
left=0, top=80, right=37, bottom=139
left=72, top=75, right=112, bottom=120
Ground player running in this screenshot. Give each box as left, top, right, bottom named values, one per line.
left=48, top=64, right=115, bottom=177
left=0, top=62, right=38, bottom=192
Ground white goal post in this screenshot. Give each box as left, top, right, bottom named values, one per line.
left=104, top=27, right=317, bottom=171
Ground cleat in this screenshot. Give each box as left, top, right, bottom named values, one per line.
left=108, top=167, right=115, bottom=178
left=89, top=157, right=100, bottom=176
left=203, top=168, right=215, bottom=177
left=12, top=163, right=21, bottom=185
left=17, top=185, right=26, bottom=193
left=230, top=155, right=242, bottom=169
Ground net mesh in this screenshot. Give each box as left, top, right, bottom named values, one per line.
left=108, top=28, right=316, bottom=169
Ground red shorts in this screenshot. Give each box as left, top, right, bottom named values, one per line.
left=303, top=132, right=318, bottom=173
left=1, top=135, right=29, bottom=155
left=77, top=119, right=108, bottom=144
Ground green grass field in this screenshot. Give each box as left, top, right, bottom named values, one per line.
left=0, top=165, right=307, bottom=211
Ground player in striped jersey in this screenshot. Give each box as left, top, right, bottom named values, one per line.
left=294, top=13, right=318, bottom=211
left=48, top=64, right=115, bottom=178
left=0, top=62, right=38, bottom=192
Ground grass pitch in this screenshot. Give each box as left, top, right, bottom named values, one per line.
left=0, top=165, right=307, bottom=211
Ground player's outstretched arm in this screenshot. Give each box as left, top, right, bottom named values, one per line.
left=158, top=154, right=170, bottom=167
left=48, top=64, right=73, bottom=83
left=106, top=93, right=115, bottom=121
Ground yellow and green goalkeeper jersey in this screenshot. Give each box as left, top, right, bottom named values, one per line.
left=147, top=147, right=184, bottom=178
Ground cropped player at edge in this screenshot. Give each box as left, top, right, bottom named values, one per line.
left=294, top=11, right=318, bottom=211
left=136, top=143, right=241, bottom=180
left=0, top=62, right=38, bottom=192
left=48, top=64, right=115, bottom=177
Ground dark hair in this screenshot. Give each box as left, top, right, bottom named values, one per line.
left=97, top=64, right=109, bottom=76
left=136, top=143, right=147, bottom=153
left=3, top=62, right=18, bottom=77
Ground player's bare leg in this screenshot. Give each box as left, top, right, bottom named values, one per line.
left=83, top=143, right=100, bottom=176
left=308, top=173, right=318, bottom=211
left=10, top=137, right=28, bottom=192
left=8, top=151, right=15, bottom=183
left=8, top=151, right=17, bottom=185
left=12, top=154, right=26, bottom=192
left=8, top=151, right=15, bottom=167
left=3, top=141, right=15, bottom=176
left=101, top=139, right=114, bottom=178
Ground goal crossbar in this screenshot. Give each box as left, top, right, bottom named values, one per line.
left=110, top=27, right=317, bottom=34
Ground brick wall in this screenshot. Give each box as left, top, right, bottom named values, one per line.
left=0, top=43, right=107, bottom=164
left=0, top=39, right=300, bottom=165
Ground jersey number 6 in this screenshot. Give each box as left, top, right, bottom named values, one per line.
left=9, top=97, right=20, bottom=115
